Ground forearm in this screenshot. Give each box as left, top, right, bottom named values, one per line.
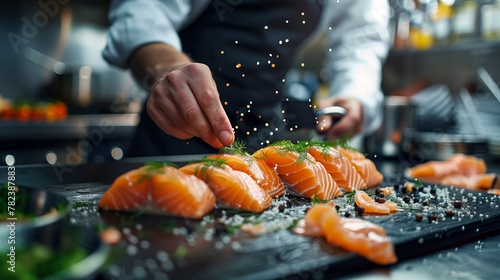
left=128, top=43, right=192, bottom=92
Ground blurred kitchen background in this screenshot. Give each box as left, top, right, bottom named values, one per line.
left=0, top=0, right=499, bottom=165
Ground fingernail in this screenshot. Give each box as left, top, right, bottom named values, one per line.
left=219, top=131, right=234, bottom=146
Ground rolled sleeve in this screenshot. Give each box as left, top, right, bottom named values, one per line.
left=102, top=0, right=191, bottom=68
left=322, top=0, right=390, bottom=135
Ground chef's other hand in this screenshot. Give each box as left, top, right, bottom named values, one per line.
left=316, top=97, right=363, bottom=140
left=147, top=63, right=234, bottom=149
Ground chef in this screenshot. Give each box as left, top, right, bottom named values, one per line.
left=102, top=0, right=390, bottom=156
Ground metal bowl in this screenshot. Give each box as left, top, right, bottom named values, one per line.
left=0, top=186, right=108, bottom=279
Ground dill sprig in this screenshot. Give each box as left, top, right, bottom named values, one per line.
left=219, top=139, right=250, bottom=156
left=189, top=156, right=227, bottom=180
left=311, top=195, right=330, bottom=204
left=268, top=140, right=311, bottom=165
left=143, top=161, right=178, bottom=171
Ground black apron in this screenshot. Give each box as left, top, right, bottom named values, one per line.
left=127, top=0, right=322, bottom=157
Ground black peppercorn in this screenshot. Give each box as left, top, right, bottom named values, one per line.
left=375, top=188, right=381, bottom=196
left=355, top=206, right=365, bottom=216
left=278, top=204, right=285, bottom=212
left=215, top=223, right=228, bottom=236
left=454, top=200, right=462, bottom=208
left=422, top=199, right=430, bottom=206
left=430, top=188, right=436, bottom=195
left=344, top=211, right=351, bottom=217
left=415, top=213, right=423, bottom=222
left=418, top=186, right=424, bottom=192
left=412, top=185, right=417, bottom=192
left=413, top=197, right=420, bottom=203
left=445, top=209, right=454, bottom=217
left=428, top=214, right=438, bottom=222
left=376, top=197, right=386, bottom=203
left=403, top=196, right=411, bottom=203
left=394, top=184, right=401, bottom=191
left=335, top=204, right=340, bottom=211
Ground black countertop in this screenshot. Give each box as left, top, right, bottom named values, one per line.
left=1, top=156, right=500, bottom=279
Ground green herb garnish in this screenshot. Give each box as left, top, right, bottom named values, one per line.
left=219, top=139, right=249, bottom=156
left=267, top=140, right=311, bottom=165
left=311, top=195, right=330, bottom=204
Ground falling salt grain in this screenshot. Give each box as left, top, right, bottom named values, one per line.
left=123, top=227, right=131, bottom=235
left=129, top=235, right=139, bottom=244
left=157, top=251, right=169, bottom=262
left=418, top=237, right=424, bottom=244
left=215, top=241, right=224, bottom=250
left=264, top=26, right=268, bottom=29
left=133, top=266, right=147, bottom=278
left=127, top=245, right=138, bottom=255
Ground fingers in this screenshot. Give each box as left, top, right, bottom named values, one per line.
left=147, top=63, right=234, bottom=149
left=316, top=97, right=363, bottom=140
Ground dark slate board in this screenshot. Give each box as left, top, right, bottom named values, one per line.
left=45, top=179, right=500, bottom=280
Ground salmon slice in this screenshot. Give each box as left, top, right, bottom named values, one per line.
left=307, top=145, right=366, bottom=192
left=355, top=190, right=397, bottom=214
left=98, top=167, right=150, bottom=210
left=208, top=154, right=285, bottom=198
left=407, top=153, right=487, bottom=182
left=337, top=147, right=383, bottom=187
left=440, top=173, right=496, bottom=191
left=293, top=204, right=397, bottom=265
left=151, top=166, right=215, bottom=219
left=254, top=145, right=343, bottom=200
left=179, top=162, right=272, bottom=212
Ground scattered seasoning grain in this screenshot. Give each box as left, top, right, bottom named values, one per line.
left=403, top=196, right=411, bottom=203
left=376, top=197, right=386, bottom=203
left=344, top=211, right=351, bottom=217
left=355, top=206, right=365, bottom=216
left=430, top=188, right=436, bottom=195
left=413, top=197, right=420, bottom=203
left=335, top=204, right=340, bottom=211
left=428, top=214, right=438, bottom=222
left=184, top=224, right=195, bottom=235
left=422, top=199, right=430, bottom=206
left=415, top=213, right=423, bottom=222
left=454, top=200, right=462, bottom=208
left=215, top=223, right=228, bottom=236
left=375, top=188, right=381, bottom=196
left=278, top=204, right=285, bottom=212
left=445, top=210, right=455, bottom=217
left=412, top=185, right=417, bottom=192
left=418, top=186, right=424, bottom=192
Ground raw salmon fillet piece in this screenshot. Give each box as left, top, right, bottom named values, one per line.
left=98, top=167, right=150, bottom=210
left=179, top=162, right=272, bottom=212
left=354, top=190, right=397, bottom=214
left=307, top=145, right=366, bottom=192
left=208, top=154, right=285, bottom=198
left=254, top=145, right=343, bottom=200
left=407, top=153, right=487, bottom=182
left=293, top=204, right=397, bottom=265
left=151, top=166, right=215, bottom=219
left=440, top=173, right=495, bottom=191
left=337, top=147, right=383, bottom=188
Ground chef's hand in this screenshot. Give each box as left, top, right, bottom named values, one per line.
left=147, top=62, right=235, bottom=149
left=129, top=43, right=234, bottom=149
left=316, top=97, right=363, bottom=140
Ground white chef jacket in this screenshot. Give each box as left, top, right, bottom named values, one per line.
left=102, top=0, right=390, bottom=136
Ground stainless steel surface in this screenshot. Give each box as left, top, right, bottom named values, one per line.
left=402, top=129, right=490, bottom=161
left=365, top=96, right=414, bottom=157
